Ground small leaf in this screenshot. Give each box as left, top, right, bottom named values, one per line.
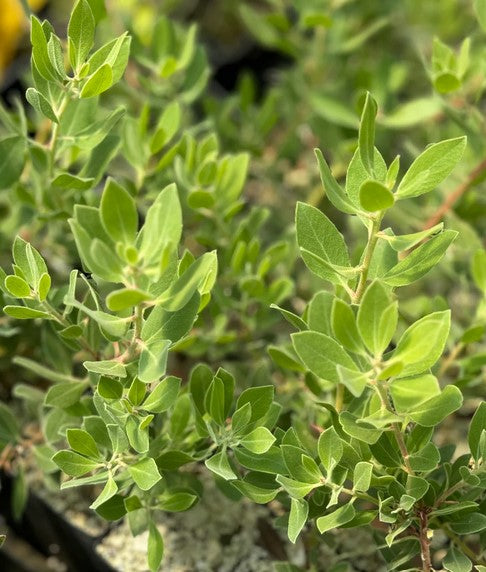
left=383, top=230, right=458, bottom=286
left=468, top=402, right=486, bottom=460
left=83, top=360, right=126, bottom=378
left=318, top=427, right=343, bottom=473
left=359, top=179, right=394, bottom=212
left=128, top=458, right=162, bottom=491
left=5, top=276, right=31, bottom=298
left=106, top=288, right=152, bottom=311
left=353, top=461, right=373, bottom=491
left=81, top=64, right=114, bottom=97
left=396, top=137, right=466, bottom=199
left=316, top=504, right=356, bottom=534
left=100, top=178, right=138, bottom=244
left=359, top=92, right=378, bottom=176
left=392, top=310, right=450, bottom=377
left=443, top=546, right=472, bottom=572
left=45, top=381, right=87, bottom=408
left=4, top=306, right=50, bottom=320
left=240, top=427, right=276, bottom=454
left=205, top=450, right=237, bottom=480
left=141, top=376, right=181, bottom=413
left=295, top=202, right=350, bottom=284
left=26, top=88, right=58, bottom=122
left=52, top=450, right=100, bottom=477
left=292, top=331, right=358, bottom=384
left=68, top=0, right=95, bottom=70
left=90, top=476, right=118, bottom=510
left=314, top=149, right=356, bottom=214
left=357, top=280, right=396, bottom=356
left=147, top=522, right=164, bottom=572
left=288, top=498, right=309, bottom=543
left=67, top=428, right=100, bottom=459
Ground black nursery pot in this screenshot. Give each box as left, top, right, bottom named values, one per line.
left=0, top=472, right=116, bottom=572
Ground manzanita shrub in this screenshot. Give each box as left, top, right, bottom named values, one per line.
left=0, top=2, right=485, bottom=572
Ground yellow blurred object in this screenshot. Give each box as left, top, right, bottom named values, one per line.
left=0, top=0, right=46, bottom=77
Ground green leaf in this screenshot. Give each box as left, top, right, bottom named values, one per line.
left=80, top=63, right=113, bottom=97
left=240, top=427, right=276, bottom=454
left=472, top=249, right=486, bottom=293
left=295, top=202, right=350, bottom=284
left=147, top=522, right=164, bottom=572
left=316, top=504, right=356, bottom=534
left=90, top=476, right=118, bottom=510
left=318, top=427, right=343, bottom=473
left=205, top=451, right=237, bottom=481
left=0, top=135, right=26, bottom=189
left=52, top=450, right=100, bottom=477
left=13, top=236, right=47, bottom=287
left=308, top=291, right=334, bottom=335
left=409, top=442, right=440, bottom=472
left=391, top=310, right=451, bottom=376
left=3, top=305, right=49, bottom=320
left=68, top=0, right=95, bottom=71
left=128, top=458, right=162, bottom=491
left=141, top=376, right=180, bottom=413
left=292, top=331, right=357, bottom=384
left=45, top=381, right=88, bottom=408
left=30, top=16, right=58, bottom=81
left=377, top=223, right=444, bottom=252
left=157, top=251, right=217, bottom=311
left=37, top=273, right=51, bottom=301
left=359, top=92, right=378, bottom=177
left=314, top=149, right=356, bottom=214
left=443, top=546, right=472, bottom=572
left=396, top=137, right=466, bottom=199
left=288, top=498, right=309, bottom=543
left=339, top=412, right=382, bottom=444
left=353, top=461, right=373, bottom=491
left=275, top=475, right=319, bottom=499
left=206, top=376, right=226, bottom=424
left=106, top=288, right=152, bottom=312
left=94, top=494, right=126, bottom=520
left=406, top=475, right=429, bottom=501
left=5, top=275, right=31, bottom=298
left=331, top=298, right=364, bottom=354
left=157, top=491, right=197, bottom=512
left=98, top=376, right=123, bottom=399
left=408, top=385, right=463, bottom=426
left=383, top=230, right=458, bottom=286
left=142, top=292, right=200, bottom=344
left=359, top=180, right=394, bottom=212
left=390, top=374, right=440, bottom=414
left=26, top=88, right=57, bottom=122
left=337, top=365, right=368, bottom=397
left=236, top=386, right=274, bottom=423
left=138, top=184, right=182, bottom=264
left=100, top=178, right=138, bottom=244
left=357, top=280, right=396, bottom=356
left=468, top=402, right=486, bottom=460
left=450, top=512, right=486, bottom=534
left=83, top=360, right=126, bottom=378
left=87, top=33, right=131, bottom=83
left=138, top=339, right=170, bottom=384
left=67, top=428, right=100, bottom=459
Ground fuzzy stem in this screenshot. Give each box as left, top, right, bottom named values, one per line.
left=419, top=509, right=432, bottom=572
left=423, top=157, right=486, bottom=230
left=353, top=215, right=382, bottom=304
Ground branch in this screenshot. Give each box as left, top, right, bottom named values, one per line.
left=423, top=158, right=486, bottom=229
